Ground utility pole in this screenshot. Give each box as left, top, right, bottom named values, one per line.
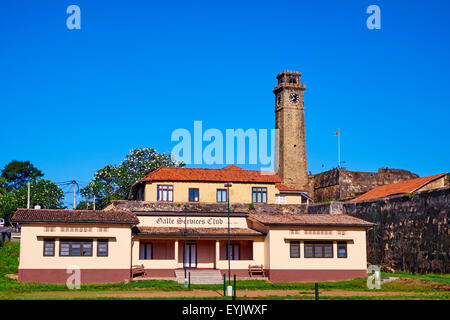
left=184, top=206, right=187, bottom=286
left=227, top=182, right=230, bottom=285
left=224, top=182, right=232, bottom=285
left=93, top=195, right=96, bottom=210
left=72, top=180, right=77, bottom=209
left=27, top=182, right=30, bottom=209
left=224, top=182, right=233, bottom=296
left=373, top=204, right=377, bottom=266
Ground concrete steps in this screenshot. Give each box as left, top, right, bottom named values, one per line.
left=175, top=269, right=223, bottom=284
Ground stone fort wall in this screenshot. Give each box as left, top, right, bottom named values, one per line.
left=311, top=168, right=419, bottom=203
left=343, top=187, right=449, bottom=274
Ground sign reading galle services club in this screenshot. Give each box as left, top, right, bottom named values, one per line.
left=150, top=216, right=242, bottom=227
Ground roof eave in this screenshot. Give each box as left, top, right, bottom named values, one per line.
left=261, top=222, right=373, bottom=228
left=11, top=219, right=138, bottom=225
left=133, top=232, right=265, bottom=237
left=247, top=216, right=372, bottom=228
left=141, top=179, right=280, bottom=184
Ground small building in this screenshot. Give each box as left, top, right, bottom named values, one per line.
left=129, top=165, right=311, bottom=204
left=12, top=209, right=138, bottom=284
left=275, top=183, right=312, bottom=204
left=12, top=207, right=372, bottom=284
left=352, top=173, right=449, bottom=202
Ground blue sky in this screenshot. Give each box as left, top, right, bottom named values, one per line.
left=1, top=1, right=449, bottom=205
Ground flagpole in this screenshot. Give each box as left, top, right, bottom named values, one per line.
left=338, top=128, right=340, bottom=168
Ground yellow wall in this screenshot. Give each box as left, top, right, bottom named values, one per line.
left=276, top=193, right=305, bottom=204
left=265, top=226, right=367, bottom=270
left=144, top=181, right=303, bottom=204
left=18, top=223, right=132, bottom=270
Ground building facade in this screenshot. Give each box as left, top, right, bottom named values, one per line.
left=13, top=209, right=138, bottom=284
left=129, top=165, right=311, bottom=205
left=13, top=205, right=371, bottom=284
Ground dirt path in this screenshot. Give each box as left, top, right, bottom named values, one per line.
left=3, top=289, right=444, bottom=300
left=1, top=278, right=447, bottom=300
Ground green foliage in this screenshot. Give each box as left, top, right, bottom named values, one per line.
left=0, top=180, right=64, bottom=221
left=0, top=178, right=7, bottom=197
left=82, top=148, right=184, bottom=209
left=76, top=201, right=92, bottom=210
left=0, top=242, right=20, bottom=276
left=0, top=160, right=43, bottom=192
left=248, top=203, right=255, bottom=211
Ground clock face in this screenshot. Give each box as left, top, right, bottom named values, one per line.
left=277, top=94, right=281, bottom=106
left=289, top=93, right=299, bottom=104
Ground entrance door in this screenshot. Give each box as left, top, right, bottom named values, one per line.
left=183, top=243, right=197, bottom=268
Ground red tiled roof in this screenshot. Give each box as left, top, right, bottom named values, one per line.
left=11, top=209, right=139, bottom=225
left=140, top=166, right=281, bottom=184
left=133, top=226, right=264, bottom=236
left=351, top=173, right=447, bottom=202
left=249, top=213, right=372, bottom=227
left=275, top=183, right=305, bottom=192
left=222, top=165, right=244, bottom=170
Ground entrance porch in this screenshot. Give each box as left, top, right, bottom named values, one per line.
left=131, top=237, right=266, bottom=279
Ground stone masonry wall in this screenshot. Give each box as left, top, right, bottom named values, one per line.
left=312, top=168, right=419, bottom=203
left=343, top=187, right=449, bottom=274
left=107, top=200, right=338, bottom=215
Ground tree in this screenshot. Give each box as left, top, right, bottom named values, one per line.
left=0, top=179, right=64, bottom=222
left=1, top=160, right=44, bottom=191
left=82, top=148, right=184, bottom=209
left=76, top=201, right=91, bottom=210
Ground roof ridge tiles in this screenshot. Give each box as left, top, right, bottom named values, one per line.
left=139, top=165, right=281, bottom=183
left=11, top=208, right=139, bottom=225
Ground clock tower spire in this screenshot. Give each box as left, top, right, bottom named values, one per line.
left=273, top=70, right=309, bottom=191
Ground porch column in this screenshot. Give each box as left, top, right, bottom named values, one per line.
left=215, top=240, right=220, bottom=269
left=252, top=240, right=255, bottom=261
left=174, top=240, right=179, bottom=268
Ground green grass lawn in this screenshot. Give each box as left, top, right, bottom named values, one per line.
left=381, top=271, right=450, bottom=284
left=0, top=241, right=449, bottom=299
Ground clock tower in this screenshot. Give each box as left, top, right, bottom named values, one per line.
left=273, top=70, right=309, bottom=191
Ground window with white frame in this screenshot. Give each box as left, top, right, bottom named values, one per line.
left=157, top=185, right=173, bottom=202
left=252, top=187, right=267, bottom=203
left=217, top=189, right=227, bottom=203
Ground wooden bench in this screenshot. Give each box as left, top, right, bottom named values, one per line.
left=131, top=264, right=147, bottom=278
left=248, top=264, right=266, bottom=277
